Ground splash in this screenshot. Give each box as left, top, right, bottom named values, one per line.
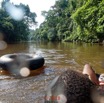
left=0, top=40, right=7, bottom=50
left=4, top=2, right=24, bottom=21
left=20, top=67, right=30, bottom=77
left=0, top=32, right=7, bottom=50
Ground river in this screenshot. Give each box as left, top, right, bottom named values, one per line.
left=0, top=41, right=104, bottom=103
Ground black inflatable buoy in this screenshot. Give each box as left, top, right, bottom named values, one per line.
left=0, top=53, right=45, bottom=76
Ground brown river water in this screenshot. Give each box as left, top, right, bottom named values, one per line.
left=0, top=42, right=104, bottom=103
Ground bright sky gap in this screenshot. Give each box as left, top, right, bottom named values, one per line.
left=0, top=0, right=56, bottom=27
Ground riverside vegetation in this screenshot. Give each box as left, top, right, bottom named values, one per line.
left=0, top=0, right=104, bottom=43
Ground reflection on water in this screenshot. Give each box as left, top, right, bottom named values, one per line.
left=1, top=42, right=104, bottom=71
left=0, top=42, right=104, bottom=103
left=0, top=67, right=67, bottom=103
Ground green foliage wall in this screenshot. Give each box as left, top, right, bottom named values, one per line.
left=34, top=0, right=104, bottom=43
left=0, top=0, right=37, bottom=43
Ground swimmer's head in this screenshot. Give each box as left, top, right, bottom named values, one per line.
left=99, top=74, right=104, bottom=82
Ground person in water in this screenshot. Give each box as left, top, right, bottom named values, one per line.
left=83, top=64, right=104, bottom=86
left=45, top=64, right=104, bottom=103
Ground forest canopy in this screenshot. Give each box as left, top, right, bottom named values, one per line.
left=0, top=0, right=104, bottom=43
left=34, top=0, right=104, bottom=43
left=0, top=0, right=37, bottom=43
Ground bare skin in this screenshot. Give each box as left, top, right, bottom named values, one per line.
left=82, top=64, right=99, bottom=85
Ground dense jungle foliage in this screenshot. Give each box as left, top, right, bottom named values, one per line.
left=0, top=0, right=37, bottom=43
left=34, top=0, right=104, bottom=43
left=0, top=0, right=104, bottom=43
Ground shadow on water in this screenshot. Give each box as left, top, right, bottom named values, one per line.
left=0, top=42, right=104, bottom=102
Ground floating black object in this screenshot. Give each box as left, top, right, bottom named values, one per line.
left=0, top=53, right=45, bottom=76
